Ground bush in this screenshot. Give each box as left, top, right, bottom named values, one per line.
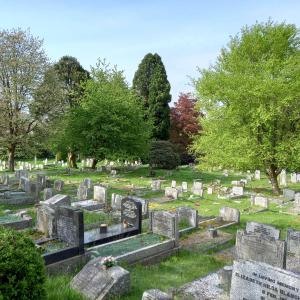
left=0, top=226, right=46, bottom=300
left=149, top=140, right=180, bottom=170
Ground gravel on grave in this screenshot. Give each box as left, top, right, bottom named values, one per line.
left=90, top=233, right=165, bottom=258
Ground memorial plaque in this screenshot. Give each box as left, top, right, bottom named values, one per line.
left=121, top=198, right=142, bottom=231
left=246, top=222, right=280, bottom=240
left=286, top=228, right=300, bottom=256
left=230, top=260, right=300, bottom=300
left=235, top=230, right=286, bottom=268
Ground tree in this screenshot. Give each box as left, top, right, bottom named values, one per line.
left=133, top=53, right=171, bottom=140
left=0, top=28, right=48, bottom=171
left=192, top=20, right=300, bottom=194
left=54, top=60, right=151, bottom=168
left=51, top=56, right=90, bottom=167
left=170, top=93, right=202, bottom=164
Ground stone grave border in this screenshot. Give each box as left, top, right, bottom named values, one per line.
left=0, top=214, right=32, bottom=230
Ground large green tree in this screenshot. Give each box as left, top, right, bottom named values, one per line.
left=133, top=53, right=171, bottom=140
left=0, top=28, right=48, bottom=171
left=192, top=21, right=300, bottom=194
left=54, top=61, right=151, bottom=168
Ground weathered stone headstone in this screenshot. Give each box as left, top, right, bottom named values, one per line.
left=192, top=180, right=203, bottom=195
left=121, top=198, right=142, bottom=231
left=286, top=228, right=300, bottom=256
left=43, top=188, right=53, bottom=201
left=254, top=170, right=261, bottom=180
left=283, top=188, right=295, bottom=201
left=77, top=184, right=88, bottom=200
left=232, top=186, right=244, bottom=196
left=182, top=182, right=188, bottom=192
left=250, top=195, right=269, bottom=208
left=279, top=169, right=287, bottom=186
left=128, top=196, right=149, bottom=218
left=230, top=260, right=300, bottom=300
left=71, top=263, right=130, bottom=300
left=93, top=185, right=107, bottom=204
left=54, top=180, right=64, bottom=192
left=43, top=194, right=71, bottom=208
left=36, top=204, right=56, bottom=237
left=83, top=178, right=93, bottom=189
left=165, top=187, right=178, bottom=199
left=171, top=180, right=176, bottom=188
left=111, top=193, right=125, bottom=210
left=291, top=172, right=297, bottom=183
left=149, top=210, right=179, bottom=244
left=151, top=180, right=161, bottom=191
left=142, top=289, right=172, bottom=300
left=246, top=221, right=280, bottom=239
left=176, top=206, right=198, bottom=228
left=235, top=230, right=286, bottom=268
left=37, top=174, right=46, bottom=188
left=207, top=186, right=213, bottom=195
left=219, top=207, right=240, bottom=223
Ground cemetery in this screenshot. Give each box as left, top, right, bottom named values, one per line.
left=0, top=4, right=300, bottom=300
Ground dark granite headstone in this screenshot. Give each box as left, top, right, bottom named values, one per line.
left=121, top=198, right=142, bottom=232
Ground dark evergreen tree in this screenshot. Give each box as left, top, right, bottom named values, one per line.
left=133, top=53, right=171, bottom=140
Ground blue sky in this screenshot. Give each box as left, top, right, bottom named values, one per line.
left=1, top=0, right=299, bottom=103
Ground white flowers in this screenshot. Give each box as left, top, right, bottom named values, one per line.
left=101, top=256, right=116, bottom=268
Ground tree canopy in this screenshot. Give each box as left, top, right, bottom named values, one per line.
left=132, top=53, right=171, bottom=140
left=192, top=20, right=300, bottom=194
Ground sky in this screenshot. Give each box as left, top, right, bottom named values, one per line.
left=0, top=0, right=299, bottom=104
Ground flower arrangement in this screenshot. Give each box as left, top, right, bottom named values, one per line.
left=101, top=256, right=116, bottom=269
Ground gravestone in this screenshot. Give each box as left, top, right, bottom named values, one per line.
left=286, top=228, right=300, bottom=256
left=230, top=260, right=300, bottom=300
left=128, top=196, right=149, bottom=218
left=182, top=182, right=188, bottom=192
left=232, top=186, right=243, bottom=196
left=77, top=184, right=88, bottom=200
left=235, top=230, right=286, bottom=268
left=250, top=195, right=269, bottom=208
left=142, top=289, right=172, bottom=300
left=111, top=193, right=125, bottom=210
left=171, top=180, right=176, bottom=188
left=36, top=205, right=56, bottom=237
left=37, top=174, right=46, bottom=189
left=291, top=173, right=297, bottom=184
left=192, top=180, right=203, bottom=195
left=219, top=207, right=240, bottom=223
left=176, top=206, right=198, bottom=228
left=165, top=187, right=178, bottom=199
left=246, top=221, right=280, bottom=239
left=54, top=180, right=64, bottom=192
left=94, top=185, right=107, bottom=204
left=254, top=170, right=261, bottom=180
left=149, top=210, right=179, bottom=245
left=280, top=169, right=287, bottom=186
left=83, top=178, right=93, bottom=189
left=294, top=193, right=300, bottom=208
left=43, top=194, right=71, bottom=208
left=43, top=188, right=53, bottom=201
left=71, top=263, right=130, bottom=300
left=151, top=180, right=161, bottom=191
left=55, top=206, right=84, bottom=250
left=121, top=198, right=142, bottom=232
left=283, top=188, right=295, bottom=201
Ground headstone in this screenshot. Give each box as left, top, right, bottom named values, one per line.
left=192, top=180, right=203, bottom=195
left=250, top=195, right=269, bottom=208
left=36, top=205, right=56, bottom=237
left=165, top=187, right=178, bottom=199
left=219, top=207, right=240, bottom=223
left=171, top=180, right=176, bottom=188
left=254, top=170, right=261, bottom=180
left=77, top=184, right=88, bottom=200
left=70, top=264, right=130, bottom=300
left=55, top=206, right=84, bottom=249
left=235, top=230, right=286, bottom=268
left=176, top=207, right=198, bottom=228
left=151, top=180, right=161, bottom=191
left=283, top=188, right=295, bottom=201
left=207, top=186, right=213, bottom=195
left=111, top=193, right=125, bottom=210
left=142, top=289, right=172, bottom=300
left=43, top=188, right=53, bottom=201
left=83, top=178, right=93, bottom=189
left=232, top=186, right=244, bottom=196
left=230, top=260, right=300, bottom=300
left=182, top=182, right=188, bottom=192
left=246, top=221, right=280, bottom=240
left=279, top=169, right=287, bottom=186
left=295, top=193, right=300, bottom=207
left=286, top=228, right=300, bottom=256
left=43, top=194, right=71, bottom=208
left=149, top=210, right=179, bottom=244
left=128, top=196, right=149, bottom=218
left=291, top=172, right=297, bottom=183
left=121, top=198, right=142, bottom=231
left=54, top=180, right=64, bottom=192
left=37, top=174, right=46, bottom=188
left=94, top=185, right=107, bottom=204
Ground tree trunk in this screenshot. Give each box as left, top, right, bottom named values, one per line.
left=67, top=151, right=78, bottom=168
left=8, top=145, right=15, bottom=172
left=91, top=159, right=98, bottom=169
left=266, top=165, right=280, bottom=195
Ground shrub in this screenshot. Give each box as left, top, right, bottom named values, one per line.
left=0, top=226, right=46, bottom=300
left=149, top=140, right=180, bottom=170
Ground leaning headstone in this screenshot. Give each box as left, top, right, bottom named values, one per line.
left=219, top=207, right=240, bottom=223
left=250, top=195, right=269, bottom=208
left=283, top=188, right=295, bottom=201
left=43, top=194, right=71, bottom=208
left=142, top=289, right=172, bottom=300
left=286, top=228, right=300, bottom=256
left=230, top=260, right=300, bottom=300
left=254, top=170, right=261, bottom=180
left=165, top=187, right=178, bottom=199
left=70, top=263, right=130, bottom=300
left=246, top=221, right=280, bottom=239
left=43, top=188, right=53, bottom=201
left=93, top=185, right=107, bottom=204
left=235, top=229, right=286, bottom=268
left=54, top=180, right=64, bottom=192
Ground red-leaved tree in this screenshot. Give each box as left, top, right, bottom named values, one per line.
left=170, top=93, right=202, bottom=164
